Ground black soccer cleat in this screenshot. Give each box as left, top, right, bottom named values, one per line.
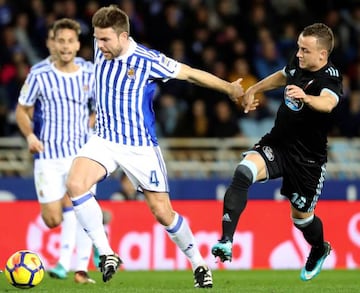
left=300, top=241, right=331, bottom=281
left=98, top=254, right=122, bottom=282
left=193, top=265, right=213, bottom=288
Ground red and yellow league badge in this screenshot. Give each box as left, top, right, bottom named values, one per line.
left=20, top=83, right=29, bottom=96
left=127, top=67, right=136, bottom=80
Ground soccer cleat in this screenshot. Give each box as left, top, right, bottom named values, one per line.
left=74, top=271, right=96, bottom=284
left=48, top=263, right=67, bottom=279
left=300, top=241, right=331, bottom=281
left=193, top=265, right=213, bottom=288
left=99, top=254, right=122, bottom=282
left=211, top=238, right=232, bottom=262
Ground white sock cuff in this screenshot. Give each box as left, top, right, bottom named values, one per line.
left=165, top=212, right=183, bottom=233
left=71, top=192, right=94, bottom=207
left=292, top=214, right=314, bottom=227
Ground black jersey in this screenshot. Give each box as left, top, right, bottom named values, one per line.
left=266, top=56, right=343, bottom=163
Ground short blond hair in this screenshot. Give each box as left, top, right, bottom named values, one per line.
left=301, top=23, right=334, bottom=54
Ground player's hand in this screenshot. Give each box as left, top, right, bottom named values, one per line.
left=242, top=87, right=259, bottom=113
left=228, top=78, right=244, bottom=104
left=26, top=133, right=44, bottom=154
left=286, top=85, right=306, bottom=101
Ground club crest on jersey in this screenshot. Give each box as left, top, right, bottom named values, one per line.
left=262, top=146, right=274, bottom=161
left=284, top=88, right=303, bottom=111
left=127, top=67, right=136, bottom=80
left=83, top=84, right=89, bottom=92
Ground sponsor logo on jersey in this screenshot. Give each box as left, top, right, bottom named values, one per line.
left=159, top=54, right=177, bottom=72
left=262, top=146, right=274, bottom=161
left=284, top=87, right=304, bottom=111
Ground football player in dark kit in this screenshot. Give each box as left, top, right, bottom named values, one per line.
left=212, top=23, right=342, bottom=281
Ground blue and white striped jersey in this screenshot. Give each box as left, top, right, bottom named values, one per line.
left=94, top=38, right=180, bottom=146
left=18, top=62, right=95, bottom=159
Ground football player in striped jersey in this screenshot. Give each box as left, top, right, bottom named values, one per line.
left=16, top=18, right=96, bottom=284
left=65, top=5, right=244, bottom=288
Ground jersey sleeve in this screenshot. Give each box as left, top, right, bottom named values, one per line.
left=318, top=68, right=343, bottom=101
left=149, top=51, right=181, bottom=81
left=18, top=72, right=40, bottom=106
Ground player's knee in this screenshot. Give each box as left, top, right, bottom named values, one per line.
left=42, top=213, right=62, bottom=228
left=292, top=214, right=314, bottom=229
left=66, top=176, right=85, bottom=197
left=230, top=162, right=256, bottom=190
left=223, top=162, right=256, bottom=212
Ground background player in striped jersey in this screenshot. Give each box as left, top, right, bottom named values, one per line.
left=15, top=18, right=96, bottom=284
left=35, top=23, right=110, bottom=274
left=65, top=5, right=244, bottom=288
left=212, top=23, right=343, bottom=282
left=31, top=24, right=91, bottom=71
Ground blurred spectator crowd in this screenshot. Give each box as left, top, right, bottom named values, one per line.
left=1, top=0, right=360, bottom=139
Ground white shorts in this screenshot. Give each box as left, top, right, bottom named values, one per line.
left=77, top=135, right=169, bottom=192
left=34, top=157, right=97, bottom=204
left=34, top=157, right=73, bottom=204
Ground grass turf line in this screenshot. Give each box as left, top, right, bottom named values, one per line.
left=1, top=269, right=360, bottom=292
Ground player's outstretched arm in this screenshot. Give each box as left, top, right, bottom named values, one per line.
left=243, top=70, right=286, bottom=113
left=176, top=63, right=244, bottom=103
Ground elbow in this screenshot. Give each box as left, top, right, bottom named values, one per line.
left=325, top=106, right=334, bottom=113
left=326, top=101, right=338, bottom=113
left=326, top=106, right=337, bottom=113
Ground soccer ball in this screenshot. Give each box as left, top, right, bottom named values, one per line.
left=4, top=250, right=45, bottom=289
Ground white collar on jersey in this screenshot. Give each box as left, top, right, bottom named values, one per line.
left=50, top=62, right=83, bottom=76
left=115, top=37, right=137, bottom=60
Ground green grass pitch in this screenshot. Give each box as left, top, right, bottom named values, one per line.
left=1, top=269, right=360, bottom=292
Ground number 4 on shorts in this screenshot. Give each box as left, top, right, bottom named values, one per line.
left=150, top=170, right=159, bottom=186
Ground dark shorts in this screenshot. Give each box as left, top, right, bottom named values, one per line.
left=249, top=140, right=326, bottom=213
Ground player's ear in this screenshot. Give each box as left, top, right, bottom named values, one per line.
left=76, top=40, right=81, bottom=52
left=319, top=49, right=327, bottom=61
left=119, top=31, right=129, bottom=41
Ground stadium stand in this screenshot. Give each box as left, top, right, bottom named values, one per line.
left=1, top=136, right=359, bottom=179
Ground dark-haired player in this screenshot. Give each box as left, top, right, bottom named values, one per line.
left=64, top=5, right=243, bottom=287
